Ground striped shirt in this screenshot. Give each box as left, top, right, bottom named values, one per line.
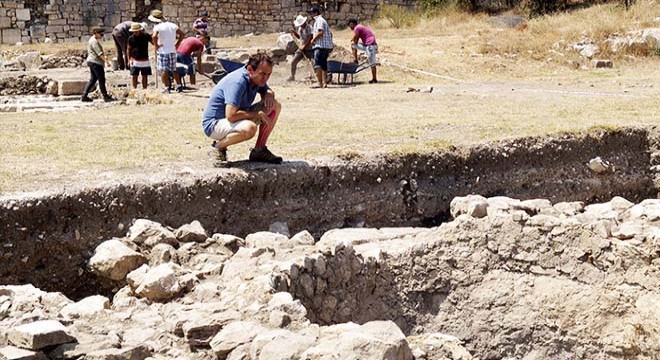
left=312, top=15, right=333, bottom=50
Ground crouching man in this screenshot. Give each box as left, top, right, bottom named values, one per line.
left=202, top=53, right=283, bottom=167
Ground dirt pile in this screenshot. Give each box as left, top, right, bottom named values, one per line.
left=1, top=194, right=658, bottom=359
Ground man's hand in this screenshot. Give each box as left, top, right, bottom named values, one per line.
left=262, top=92, right=276, bottom=111
left=256, top=110, right=270, bottom=126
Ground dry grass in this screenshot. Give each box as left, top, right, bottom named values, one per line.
left=1, top=2, right=660, bottom=194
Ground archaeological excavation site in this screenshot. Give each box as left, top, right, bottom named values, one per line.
left=1, top=126, right=659, bottom=359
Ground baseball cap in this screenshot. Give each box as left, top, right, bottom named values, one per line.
left=307, top=5, right=320, bottom=14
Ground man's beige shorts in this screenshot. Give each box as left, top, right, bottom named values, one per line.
left=208, top=103, right=263, bottom=141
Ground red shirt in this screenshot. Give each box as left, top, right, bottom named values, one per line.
left=177, top=37, right=204, bottom=56
left=354, top=24, right=376, bottom=46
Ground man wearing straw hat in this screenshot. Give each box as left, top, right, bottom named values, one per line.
left=81, top=26, right=115, bottom=102
left=149, top=9, right=185, bottom=93
left=287, top=15, right=313, bottom=82
left=127, top=22, right=152, bottom=89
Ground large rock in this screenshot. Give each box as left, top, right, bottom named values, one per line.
left=7, top=320, right=75, bottom=350
left=89, top=239, right=147, bottom=281
left=276, top=33, right=298, bottom=55
left=59, top=295, right=110, bottom=319
left=174, top=220, right=207, bottom=243
left=82, top=345, right=151, bottom=360
left=182, top=310, right=241, bottom=347
left=250, top=329, right=316, bottom=359
left=130, top=263, right=183, bottom=302
left=14, top=52, right=41, bottom=70
left=209, top=321, right=267, bottom=358
left=0, top=346, right=46, bottom=360
left=300, top=321, right=413, bottom=360
left=128, top=219, right=178, bottom=248
left=56, top=80, right=88, bottom=96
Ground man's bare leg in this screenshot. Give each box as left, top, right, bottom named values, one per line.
left=216, top=121, right=258, bottom=150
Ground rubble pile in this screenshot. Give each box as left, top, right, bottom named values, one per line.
left=40, top=54, right=85, bottom=69
left=1, top=195, right=659, bottom=359
left=0, top=75, right=55, bottom=95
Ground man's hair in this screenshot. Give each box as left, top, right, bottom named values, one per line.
left=247, top=53, right=274, bottom=70
left=347, top=18, right=358, bottom=26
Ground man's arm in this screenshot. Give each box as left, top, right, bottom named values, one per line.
left=311, top=28, right=323, bottom=44
left=175, top=28, right=185, bottom=49
left=196, top=52, right=203, bottom=74
left=152, top=31, right=160, bottom=54
left=225, top=104, right=267, bottom=123
left=351, top=31, right=359, bottom=45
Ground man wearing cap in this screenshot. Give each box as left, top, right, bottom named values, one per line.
left=193, top=10, right=210, bottom=36
left=347, top=19, right=378, bottom=83
left=175, top=34, right=210, bottom=91
left=127, top=22, right=152, bottom=89
left=112, top=20, right=132, bottom=71
left=81, top=26, right=115, bottom=102
left=202, top=53, right=283, bottom=166
left=149, top=9, right=185, bottom=93
left=288, top=15, right=313, bottom=82
left=308, top=5, right=333, bottom=88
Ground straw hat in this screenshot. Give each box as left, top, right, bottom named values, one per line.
left=128, top=22, right=144, bottom=32
left=293, top=15, right=307, bottom=27
left=148, top=9, right=165, bottom=23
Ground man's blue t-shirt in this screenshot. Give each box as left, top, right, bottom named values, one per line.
left=202, top=67, right=269, bottom=137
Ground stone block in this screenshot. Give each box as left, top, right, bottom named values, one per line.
left=58, top=80, right=88, bottom=95
left=15, top=8, right=30, bottom=21
left=29, top=24, right=46, bottom=38
left=0, top=346, right=47, bottom=360
left=0, top=17, right=11, bottom=29
left=1, top=28, right=21, bottom=44
left=7, top=320, right=75, bottom=350
left=591, top=59, right=613, bottom=68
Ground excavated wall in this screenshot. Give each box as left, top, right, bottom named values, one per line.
left=0, top=127, right=657, bottom=298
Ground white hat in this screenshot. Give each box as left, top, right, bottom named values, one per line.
left=293, top=15, right=307, bottom=27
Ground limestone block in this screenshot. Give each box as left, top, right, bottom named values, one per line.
left=276, top=33, right=297, bottom=55
left=15, top=8, right=29, bottom=21
left=83, top=345, right=150, bottom=360
left=29, top=25, right=45, bottom=38
left=132, top=263, right=182, bottom=302
left=245, top=231, right=289, bottom=249
left=300, top=321, right=413, bottom=360
left=7, top=320, right=75, bottom=350
left=57, top=79, right=87, bottom=95
left=183, top=310, right=241, bottom=347
left=0, top=17, right=11, bottom=29
left=174, top=220, right=207, bottom=243
left=250, top=330, right=316, bottom=359
left=129, top=219, right=178, bottom=248
left=14, top=51, right=41, bottom=69
left=59, top=295, right=110, bottom=319
left=2, top=28, right=21, bottom=44
left=89, top=239, right=147, bottom=281
left=210, top=321, right=267, bottom=358
left=0, top=346, right=46, bottom=360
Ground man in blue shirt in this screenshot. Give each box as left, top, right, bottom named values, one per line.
left=202, top=53, right=283, bottom=166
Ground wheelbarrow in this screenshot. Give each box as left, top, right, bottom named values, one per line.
left=211, top=59, right=246, bottom=84
left=327, top=60, right=371, bottom=84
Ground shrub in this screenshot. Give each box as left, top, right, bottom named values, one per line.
left=378, top=4, right=420, bottom=28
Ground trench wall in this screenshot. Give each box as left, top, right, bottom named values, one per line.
left=0, top=127, right=656, bottom=296
left=0, top=0, right=416, bottom=44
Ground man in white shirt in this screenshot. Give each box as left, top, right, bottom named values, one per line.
left=149, top=9, right=185, bottom=93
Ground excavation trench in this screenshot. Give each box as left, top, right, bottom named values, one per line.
left=0, top=126, right=658, bottom=301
